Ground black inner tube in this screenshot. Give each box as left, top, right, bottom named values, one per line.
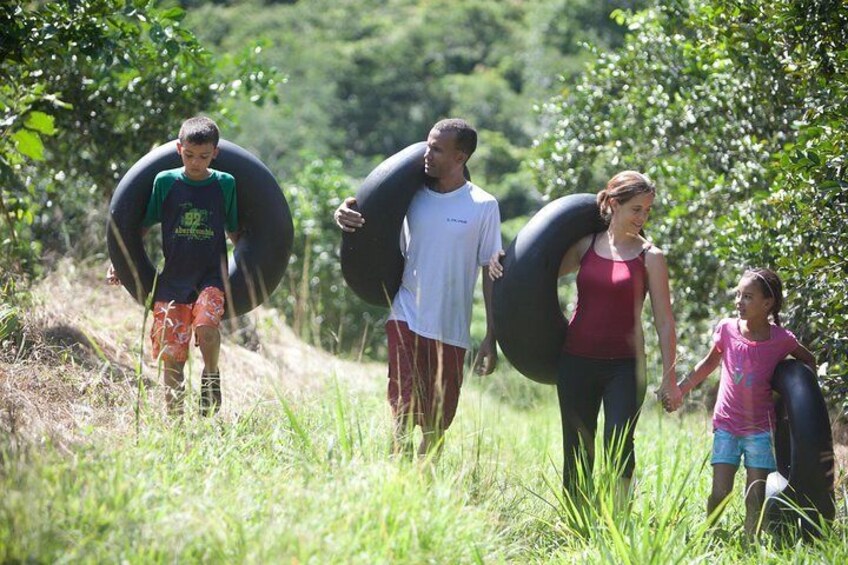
left=493, top=193, right=605, bottom=384
left=106, top=139, right=293, bottom=317
left=766, top=359, right=835, bottom=537
left=340, top=141, right=469, bottom=307
left=340, top=142, right=427, bottom=307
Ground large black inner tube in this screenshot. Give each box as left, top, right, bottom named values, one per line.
left=106, top=139, right=293, bottom=318
left=340, top=142, right=427, bottom=307
left=493, top=193, right=605, bottom=384
left=766, top=359, right=835, bottom=537
left=340, top=142, right=469, bottom=307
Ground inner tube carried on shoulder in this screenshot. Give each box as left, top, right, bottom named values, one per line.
left=766, top=359, right=835, bottom=538
left=340, top=142, right=469, bottom=307
left=340, top=142, right=427, bottom=307
left=493, top=193, right=605, bottom=384
left=106, top=139, right=293, bottom=317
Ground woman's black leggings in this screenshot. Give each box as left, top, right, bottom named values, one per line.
left=556, top=354, right=641, bottom=492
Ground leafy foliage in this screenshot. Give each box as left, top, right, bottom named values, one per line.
left=277, top=157, right=386, bottom=356
left=178, top=0, right=645, bottom=355
left=0, top=0, right=276, bottom=275
left=183, top=0, right=646, bottom=206
left=3, top=0, right=646, bottom=358
left=533, top=0, right=848, bottom=412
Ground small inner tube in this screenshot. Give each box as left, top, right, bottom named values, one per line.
left=766, top=359, right=835, bottom=537
left=340, top=142, right=469, bottom=307
left=493, top=193, right=605, bottom=384
left=106, top=139, right=293, bottom=317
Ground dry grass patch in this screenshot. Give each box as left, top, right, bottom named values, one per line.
left=1, top=259, right=382, bottom=453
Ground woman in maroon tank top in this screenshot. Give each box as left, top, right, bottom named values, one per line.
left=490, top=171, right=681, bottom=502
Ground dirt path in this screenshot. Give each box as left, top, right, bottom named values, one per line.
left=1, top=260, right=383, bottom=451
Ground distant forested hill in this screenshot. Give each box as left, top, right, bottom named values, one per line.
left=180, top=0, right=648, bottom=208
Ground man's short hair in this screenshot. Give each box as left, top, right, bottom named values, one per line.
left=179, top=116, right=220, bottom=147
left=432, top=118, right=477, bottom=159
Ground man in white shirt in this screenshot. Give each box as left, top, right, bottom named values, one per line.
left=335, top=119, right=502, bottom=457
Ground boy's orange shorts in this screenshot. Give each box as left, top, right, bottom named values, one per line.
left=150, top=287, right=225, bottom=363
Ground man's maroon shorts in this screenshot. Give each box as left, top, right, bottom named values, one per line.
left=386, top=320, right=466, bottom=430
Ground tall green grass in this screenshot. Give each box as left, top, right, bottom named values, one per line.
left=1, top=366, right=845, bottom=563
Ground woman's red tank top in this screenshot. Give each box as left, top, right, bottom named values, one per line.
left=563, top=235, right=648, bottom=359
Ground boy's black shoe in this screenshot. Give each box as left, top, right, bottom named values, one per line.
left=200, top=371, right=222, bottom=416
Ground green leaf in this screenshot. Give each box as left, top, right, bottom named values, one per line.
left=0, top=304, right=21, bottom=342
left=817, top=180, right=842, bottom=191
left=24, top=111, right=56, bottom=135
left=159, top=7, right=185, bottom=22
left=43, top=94, right=73, bottom=110
left=12, top=129, right=44, bottom=161
left=610, top=9, right=627, bottom=26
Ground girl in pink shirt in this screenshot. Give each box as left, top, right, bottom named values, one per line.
left=676, top=268, right=815, bottom=536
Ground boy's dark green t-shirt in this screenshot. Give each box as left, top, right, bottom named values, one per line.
left=143, top=168, right=238, bottom=303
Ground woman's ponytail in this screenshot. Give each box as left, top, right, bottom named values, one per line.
left=597, top=190, right=612, bottom=222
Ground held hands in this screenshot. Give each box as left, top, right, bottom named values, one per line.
left=334, top=196, right=364, bottom=232
left=488, top=249, right=505, bottom=280
left=656, top=379, right=683, bottom=413
left=473, top=335, right=498, bottom=376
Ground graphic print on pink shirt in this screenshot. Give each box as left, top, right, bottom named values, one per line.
left=711, top=318, right=799, bottom=436
left=731, top=354, right=756, bottom=388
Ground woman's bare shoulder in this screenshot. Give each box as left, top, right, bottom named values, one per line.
left=642, top=239, right=668, bottom=268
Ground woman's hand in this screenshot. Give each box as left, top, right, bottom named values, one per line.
left=488, top=250, right=505, bottom=280
left=657, top=380, right=683, bottom=413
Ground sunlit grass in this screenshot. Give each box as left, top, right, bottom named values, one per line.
left=1, top=365, right=845, bottom=563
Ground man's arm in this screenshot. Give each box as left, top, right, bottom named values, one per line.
left=473, top=266, right=498, bottom=375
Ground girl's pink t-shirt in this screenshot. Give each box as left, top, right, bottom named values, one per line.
left=712, top=318, right=799, bottom=436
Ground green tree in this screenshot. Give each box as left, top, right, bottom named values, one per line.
left=0, top=0, right=276, bottom=275
left=279, top=156, right=386, bottom=357
left=184, top=0, right=646, bottom=203
left=173, top=0, right=654, bottom=359
left=533, top=0, right=848, bottom=411
left=710, top=0, right=848, bottom=411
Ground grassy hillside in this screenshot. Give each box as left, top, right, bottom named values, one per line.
left=1, top=261, right=847, bottom=562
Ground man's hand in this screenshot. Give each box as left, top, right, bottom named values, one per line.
left=334, top=196, right=365, bottom=232
left=473, top=335, right=498, bottom=376
left=106, top=263, right=120, bottom=286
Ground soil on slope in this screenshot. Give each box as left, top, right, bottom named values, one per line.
left=0, top=260, right=382, bottom=453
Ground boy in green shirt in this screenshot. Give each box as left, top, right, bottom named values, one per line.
left=108, top=116, right=239, bottom=416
